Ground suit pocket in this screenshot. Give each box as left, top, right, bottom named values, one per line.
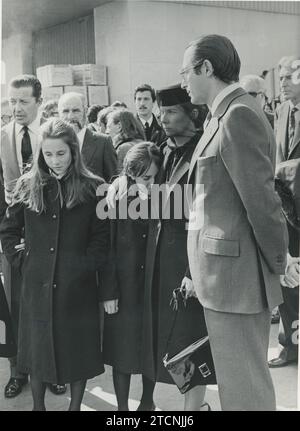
left=202, top=236, right=240, bottom=257
left=197, top=155, right=217, bottom=166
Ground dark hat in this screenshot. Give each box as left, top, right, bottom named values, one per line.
left=156, top=84, right=191, bottom=106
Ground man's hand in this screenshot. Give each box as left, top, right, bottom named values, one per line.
left=15, top=238, right=25, bottom=253
left=104, top=299, right=119, bottom=314
left=282, top=257, right=300, bottom=288
left=181, top=276, right=197, bottom=298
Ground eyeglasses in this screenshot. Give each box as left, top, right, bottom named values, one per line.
left=179, top=59, right=204, bottom=78
left=248, top=91, right=266, bottom=99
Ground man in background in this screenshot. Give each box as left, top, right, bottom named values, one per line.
left=134, top=83, right=166, bottom=146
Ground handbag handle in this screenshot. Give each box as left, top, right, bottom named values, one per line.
left=164, top=286, right=187, bottom=356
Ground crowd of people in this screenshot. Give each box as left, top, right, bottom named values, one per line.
left=0, top=34, right=299, bottom=411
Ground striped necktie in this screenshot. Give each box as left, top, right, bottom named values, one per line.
left=21, top=125, right=33, bottom=170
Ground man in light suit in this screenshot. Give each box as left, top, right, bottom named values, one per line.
left=268, top=56, right=300, bottom=368
left=58, top=92, right=117, bottom=182
left=181, top=35, right=288, bottom=410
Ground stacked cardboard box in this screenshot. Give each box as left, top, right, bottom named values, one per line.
left=42, top=86, right=64, bottom=102
left=72, top=64, right=107, bottom=86
left=37, top=64, right=73, bottom=87
left=87, top=86, right=109, bottom=106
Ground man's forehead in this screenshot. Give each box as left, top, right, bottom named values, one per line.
left=136, top=91, right=152, bottom=98
left=280, top=64, right=300, bottom=77
left=8, top=85, right=34, bottom=98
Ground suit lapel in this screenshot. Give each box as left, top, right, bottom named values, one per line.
left=81, top=129, right=97, bottom=166
left=188, top=87, right=246, bottom=184
left=278, top=103, right=290, bottom=159
left=7, top=122, right=21, bottom=177
left=289, top=112, right=300, bottom=158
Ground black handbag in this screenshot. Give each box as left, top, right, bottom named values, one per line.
left=163, top=287, right=216, bottom=394
left=0, top=277, right=17, bottom=358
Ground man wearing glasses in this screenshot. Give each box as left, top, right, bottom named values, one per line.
left=181, top=34, right=288, bottom=410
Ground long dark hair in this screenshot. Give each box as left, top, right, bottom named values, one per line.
left=12, top=118, right=103, bottom=213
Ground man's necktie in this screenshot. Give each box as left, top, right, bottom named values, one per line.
left=144, top=121, right=151, bottom=140
left=21, top=125, right=33, bottom=169
left=288, top=107, right=298, bottom=151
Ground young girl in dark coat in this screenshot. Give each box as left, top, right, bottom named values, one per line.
left=103, top=142, right=161, bottom=411
left=0, top=118, right=111, bottom=411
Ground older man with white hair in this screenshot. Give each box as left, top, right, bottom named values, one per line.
left=240, top=74, right=274, bottom=127
left=58, top=92, right=117, bottom=182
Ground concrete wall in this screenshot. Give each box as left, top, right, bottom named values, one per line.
left=1, top=32, right=33, bottom=97
left=94, top=0, right=300, bottom=110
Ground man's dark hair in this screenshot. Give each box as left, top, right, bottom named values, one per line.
left=9, top=74, right=42, bottom=101
left=87, top=104, right=105, bottom=123
left=134, top=84, right=156, bottom=102
left=188, top=35, right=241, bottom=84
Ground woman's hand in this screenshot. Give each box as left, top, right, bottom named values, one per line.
left=15, top=238, right=25, bottom=252
left=181, top=276, right=197, bottom=299
left=106, top=176, right=128, bottom=209
left=104, top=299, right=119, bottom=314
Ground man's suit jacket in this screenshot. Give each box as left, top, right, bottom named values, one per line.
left=1, top=122, right=27, bottom=204
left=275, top=101, right=300, bottom=257
left=136, top=114, right=166, bottom=147
left=81, top=128, right=117, bottom=183
left=187, top=87, right=288, bottom=314
left=275, top=101, right=300, bottom=164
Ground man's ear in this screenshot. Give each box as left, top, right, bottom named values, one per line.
left=203, top=59, right=214, bottom=77
left=37, top=97, right=43, bottom=106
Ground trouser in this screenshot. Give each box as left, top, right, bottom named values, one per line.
left=278, top=285, right=299, bottom=361
left=2, top=254, right=26, bottom=378
left=204, top=307, right=276, bottom=411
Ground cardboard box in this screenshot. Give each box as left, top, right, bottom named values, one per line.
left=42, top=86, right=64, bottom=102
left=72, top=64, right=107, bottom=86
left=87, top=85, right=109, bottom=106
left=37, top=65, right=73, bottom=87
left=63, top=86, right=88, bottom=105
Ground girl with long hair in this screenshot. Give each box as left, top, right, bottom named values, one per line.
left=0, top=118, right=111, bottom=411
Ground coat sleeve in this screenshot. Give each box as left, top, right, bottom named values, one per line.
left=99, top=216, right=120, bottom=302
left=0, top=203, right=25, bottom=270
left=102, top=136, right=118, bottom=183
left=220, top=104, right=288, bottom=274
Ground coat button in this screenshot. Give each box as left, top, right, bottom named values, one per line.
left=52, top=214, right=57, bottom=219
left=50, top=247, right=55, bottom=252
left=53, top=284, right=57, bottom=289
left=142, top=233, right=147, bottom=238
left=141, top=264, right=144, bottom=270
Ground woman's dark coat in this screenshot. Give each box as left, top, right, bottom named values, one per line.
left=0, top=177, right=109, bottom=383
left=141, top=134, right=211, bottom=384
left=103, top=192, right=149, bottom=374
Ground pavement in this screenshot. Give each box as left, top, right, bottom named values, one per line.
left=0, top=323, right=298, bottom=411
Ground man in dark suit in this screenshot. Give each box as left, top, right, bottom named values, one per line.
left=181, top=35, right=288, bottom=410
left=58, top=92, right=117, bottom=182
left=268, top=56, right=300, bottom=368
left=1, top=75, right=68, bottom=398
left=134, top=84, right=166, bottom=146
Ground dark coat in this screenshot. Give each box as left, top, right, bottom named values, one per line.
left=0, top=177, right=110, bottom=383
left=82, top=128, right=117, bottom=183
left=141, top=134, right=210, bottom=384
left=136, top=114, right=166, bottom=147
left=103, top=193, right=149, bottom=373
left=0, top=277, right=16, bottom=358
